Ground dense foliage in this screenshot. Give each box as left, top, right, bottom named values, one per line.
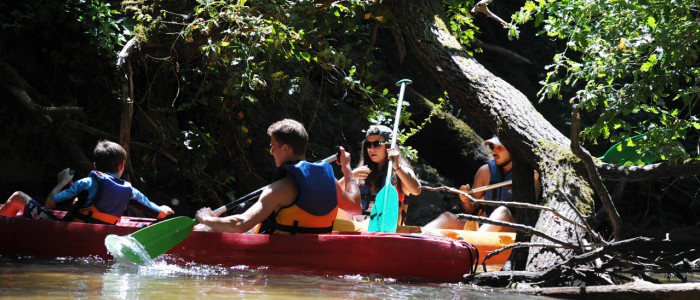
left=4, top=0, right=697, bottom=214
left=513, top=0, right=699, bottom=163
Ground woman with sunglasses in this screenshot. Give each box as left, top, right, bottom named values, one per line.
left=338, top=125, right=421, bottom=226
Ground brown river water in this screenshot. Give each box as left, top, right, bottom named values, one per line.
left=0, top=255, right=552, bottom=299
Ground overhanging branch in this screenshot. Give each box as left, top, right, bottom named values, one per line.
left=597, top=160, right=700, bottom=181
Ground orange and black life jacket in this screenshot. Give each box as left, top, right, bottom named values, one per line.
left=258, top=160, right=338, bottom=235
left=64, top=171, right=132, bottom=225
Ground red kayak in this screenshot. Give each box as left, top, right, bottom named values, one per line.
left=0, top=212, right=478, bottom=283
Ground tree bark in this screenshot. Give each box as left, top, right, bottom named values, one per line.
left=404, top=88, right=492, bottom=184
left=119, top=53, right=135, bottom=180
left=385, top=0, right=596, bottom=271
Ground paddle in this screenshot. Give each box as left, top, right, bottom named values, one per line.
left=106, top=153, right=340, bottom=264
left=469, top=180, right=512, bottom=194
left=597, top=132, right=682, bottom=165
left=368, top=79, right=412, bottom=233
left=598, top=133, right=653, bottom=165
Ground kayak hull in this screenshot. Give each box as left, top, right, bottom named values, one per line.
left=0, top=214, right=476, bottom=283
left=333, top=219, right=516, bottom=266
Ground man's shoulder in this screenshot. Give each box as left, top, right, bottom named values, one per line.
left=477, top=163, right=491, bottom=173
left=263, top=174, right=297, bottom=207
left=270, top=174, right=298, bottom=192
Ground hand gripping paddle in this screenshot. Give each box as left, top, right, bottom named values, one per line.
left=368, top=79, right=412, bottom=233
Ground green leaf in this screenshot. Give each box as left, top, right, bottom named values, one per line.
left=647, top=16, right=656, bottom=29
left=299, top=51, right=310, bottom=62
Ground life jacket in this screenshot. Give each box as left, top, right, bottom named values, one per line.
left=259, top=161, right=338, bottom=235
left=66, top=171, right=132, bottom=225
left=485, top=159, right=513, bottom=202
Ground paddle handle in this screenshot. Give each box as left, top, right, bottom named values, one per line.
left=469, top=180, right=512, bottom=194
left=215, top=153, right=339, bottom=216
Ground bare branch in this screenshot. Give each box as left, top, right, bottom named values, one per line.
left=476, top=43, right=533, bottom=65
left=423, top=185, right=590, bottom=233
left=65, top=120, right=177, bottom=164
left=471, top=0, right=508, bottom=27
left=571, top=107, right=623, bottom=240
left=556, top=188, right=606, bottom=244
left=482, top=242, right=564, bottom=272
left=117, top=37, right=139, bottom=71
left=455, top=213, right=578, bottom=248
left=597, top=160, right=700, bottom=180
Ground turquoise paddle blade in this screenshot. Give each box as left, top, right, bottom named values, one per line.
left=368, top=184, right=399, bottom=233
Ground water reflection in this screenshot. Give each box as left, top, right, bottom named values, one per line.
left=0, top=255, right=540, bottom=299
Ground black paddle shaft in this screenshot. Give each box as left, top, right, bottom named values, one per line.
left=221, top=151, right=340, bottom=213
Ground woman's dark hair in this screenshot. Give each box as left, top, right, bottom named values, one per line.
left=356, top=135, right=413, bottom=192
left=93, top=140, right=127, bottom=173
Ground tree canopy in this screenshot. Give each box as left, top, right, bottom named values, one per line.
left=513, top=0, right=699, bottom=163
left=1, top=0, right=699, bottom=283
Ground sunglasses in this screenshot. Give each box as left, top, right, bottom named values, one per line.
left=364, top=140, right=388, bottom=149
left=487, top=144, right=495, bottom=151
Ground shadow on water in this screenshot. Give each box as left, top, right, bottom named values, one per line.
left=0, top=255, right=558, bottom=299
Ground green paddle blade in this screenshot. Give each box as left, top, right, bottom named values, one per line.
left=368, top=184, right=399, bottom=233
left=599, top=133, right=658, bottom=165
left=108, top=216, right=199, bottom=263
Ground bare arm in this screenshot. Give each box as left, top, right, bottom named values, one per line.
left=395, top=167, right=421, bottom=196
left=388, top=147, right=421, bottom=195
left=45, top=168, right=74, bottom=209
left=336, top=147, right=361, bottom=214
left=459, top=164, right=490, bottom=214
left=196, top=176, right=297, bottom=233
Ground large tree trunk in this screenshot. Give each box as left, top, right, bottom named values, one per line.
left=385, top=0, right=596, bottom=271
left=404, top=88, right=492, bottom=184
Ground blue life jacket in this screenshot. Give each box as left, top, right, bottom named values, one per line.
left=485, top=160, right=513, bottom=202
left=259, top=160, right=338, bottom=235
left=67, top=171, right=134, bottom=224
left=91, top=171, right=134, bottom=217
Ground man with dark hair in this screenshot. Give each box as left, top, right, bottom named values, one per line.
left=196, top=119, right=361, bottom=234
left=0, top=140, right=174, bottom=224
left=425, top=136, right=538, bottom=232
left=266, top=119, right=309, bottom=157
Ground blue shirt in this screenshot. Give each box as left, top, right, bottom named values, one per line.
left=53, top=171, right=161, bottom=216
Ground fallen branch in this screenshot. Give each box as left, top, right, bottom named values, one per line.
left=510, top=281, right=700, bottom=299
left=597, top=160, right=700, bottom=180
left=454, top=213, right=578, bottom=249
left=571, top=106, right=623, bottom=240
left=422, top=185, right=590, bottom=233
left=65, top=120, right=177, bottom=164
left=481, top=242, right=564, bottom=272
left=476, top=43, right=532, bottom=65
left=471, top=0, right=508, bottom=27
left=556, top=187, right=605, bottom=244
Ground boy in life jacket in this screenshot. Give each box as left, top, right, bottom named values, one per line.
left=424, top=135, right=539, bottom=232
left=0, top=140, right=174, bottom=224
left=195, top=119, right=361, bottom=235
